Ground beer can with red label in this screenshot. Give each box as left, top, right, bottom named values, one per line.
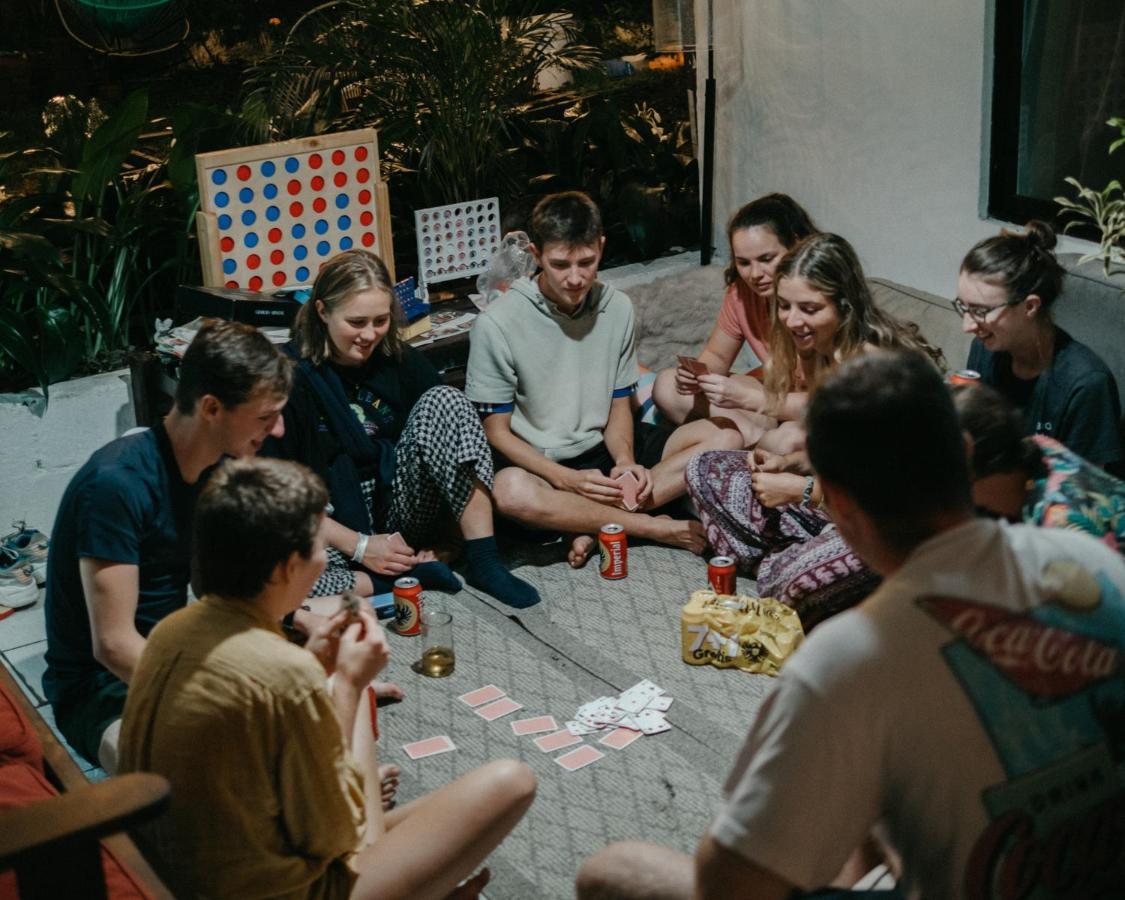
left=708, top=556, right=737, bottom=594
left=598, top=524, right=628, bottom=579
left=947, top=369, right=981, bottom=386
left=391, top=576, right=424, bottom=635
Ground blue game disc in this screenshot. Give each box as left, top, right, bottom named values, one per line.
left=292, top=223, right=306, bottom=239
left=239, top=187, right=254, bottom=203
left=285, top=157, right=299, bottom=173
left=215, top=191, right=229, bottom=208
left=263, top=183, right=278, bottom=200
left=261, top=160, right=276, bottom=177
left=296, top=266, right=310, bottom=282
left=314, top=219, right=328, bottom=235
left=223, top=258, right=236, bottom=274
left=245, top=232, right=259, bottom=248
left=335, top=193, right=349, bottom=209
left=266, top=205, right=280, bottom=222
left=218, top=214, right=232, bottom=230
left=211, top=169, right=227, bottom=185
left=337, top=215, right=351, bottom=230
left=317, top=240, right=330, bottom=256
left=242, top=210, right=256, bottom=226
left=340, top=236, right=353, bottom=250
left=294, top=244, right=308, bottom=260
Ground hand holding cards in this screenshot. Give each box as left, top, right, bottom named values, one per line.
left=615, top=470, right=640, bottom=511
left=677, top=355, right=710, bottom=394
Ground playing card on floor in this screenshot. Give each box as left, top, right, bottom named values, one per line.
left=402, top=735, right=456, bottom=760
left=555, top=745, right=605, bottom=771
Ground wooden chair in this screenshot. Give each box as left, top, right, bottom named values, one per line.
left=0, top=664, right=172, bottom=899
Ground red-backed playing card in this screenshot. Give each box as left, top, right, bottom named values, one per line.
left=599, top=727, right=642, bottom=750
left=534, top=730, right=583, bottom=753
left=402, top=735, right=456, bottom=759
left=615, top=470, right=640, bottom=511
left=511, top=715, right=558, bottom=737
left=556, top=745, right=605, bottom=771
left=475, top=697, right=523, bottom=721
left=458, top=685, right=505, bottom=707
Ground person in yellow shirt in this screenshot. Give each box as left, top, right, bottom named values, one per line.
left=118, top=457, right=536, bottom=899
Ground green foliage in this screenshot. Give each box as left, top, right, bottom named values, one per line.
left=242, top=0, right=600, bottom=206
left=520, top=96, right=698, bottom=259
left=0, top=92, right=233, bottom=400
left=1055, top=118, right=1125, bottom=277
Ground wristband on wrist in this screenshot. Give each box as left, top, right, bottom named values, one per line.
left=351, top=533, right=370, bottom=564
left=801, top=476, right=815, bottom=508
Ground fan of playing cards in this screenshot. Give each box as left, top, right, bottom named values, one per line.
left=566, top=680, right=672, bottom=738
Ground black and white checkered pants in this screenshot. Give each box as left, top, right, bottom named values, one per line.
left=311, top=386, right=494, bottom=597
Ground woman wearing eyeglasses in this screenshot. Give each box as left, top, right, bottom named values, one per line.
left=958, top=220, right=1122, bottom=468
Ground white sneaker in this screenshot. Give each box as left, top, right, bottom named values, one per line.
left=0, top=549, right=39, bottom=609
left=0, top=570, right=38, bottom=609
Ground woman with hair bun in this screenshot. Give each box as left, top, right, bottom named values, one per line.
left=958, top=220, right=1122, bottom=468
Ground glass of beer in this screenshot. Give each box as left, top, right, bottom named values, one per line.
left=418, top=609, right=455, bottom=677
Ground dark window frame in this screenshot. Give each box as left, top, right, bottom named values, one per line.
left=987, top=0, right=1108, bottom=241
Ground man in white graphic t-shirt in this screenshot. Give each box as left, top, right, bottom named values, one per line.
left=577, top=349, right=1125, bottom=899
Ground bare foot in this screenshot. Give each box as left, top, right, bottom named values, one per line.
left=653, top=518, right=707, bottom=555
left=568, top=534, right=597, bottom=568
left=445, top=868, right=491, bottom=899
left=378, top=763, right=399, bottom=810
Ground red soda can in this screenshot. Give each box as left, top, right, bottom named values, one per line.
left=598, top=524, right=628, bottom=579
left=708, top=556, right=737, bottom=594
left=947, top=369, right=981, bottom=386
left=391, top=576, right=424, bottom=635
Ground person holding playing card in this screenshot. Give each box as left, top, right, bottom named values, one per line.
left=264, top=249, right=541, bottom=609
left=119, top=457, right=537, bottom=899
left=651, top=193, right=819, bottom=450
left=466, top=191, right=742, bottom=566
left=577, top=350, right=1125, bottom=899
left=685, top=233, right=944, bottom=629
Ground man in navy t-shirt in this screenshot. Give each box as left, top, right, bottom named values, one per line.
left=43, top=320, right=294, bottom=770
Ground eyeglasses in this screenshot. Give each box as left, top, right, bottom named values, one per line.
left=952, top=296, right=1024, bottom=323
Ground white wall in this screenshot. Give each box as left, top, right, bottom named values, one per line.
left=0, top=370, right=135, bottom=534
left=696, top=0, right=1094, bottom=298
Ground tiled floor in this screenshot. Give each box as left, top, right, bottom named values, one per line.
left=1, top=588, right=108, bottom=781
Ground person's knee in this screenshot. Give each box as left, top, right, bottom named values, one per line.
left=98, top=717, right=122, bottom=775
left=492, top=469, right=538, bottom=518
left=479, top=758, right=537, bottom=811
left=652, top=367, right=679, bottom=412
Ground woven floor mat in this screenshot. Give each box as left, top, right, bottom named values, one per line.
left=379, top=583, right=737, bottom=900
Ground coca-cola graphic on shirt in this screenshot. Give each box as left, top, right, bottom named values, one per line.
left=919, top=593, right=1125, bottom=898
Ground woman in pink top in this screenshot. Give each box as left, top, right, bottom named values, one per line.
left=652, top=194, right=818, bottom=445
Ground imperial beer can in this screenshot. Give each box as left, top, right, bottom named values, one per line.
left=947, top=369, right=981, bottom=386
left=598, top=524, right=628, bottom=579
left=391, top=577, right=424, bottom=635
left=708, top=556, right=737, bottom=594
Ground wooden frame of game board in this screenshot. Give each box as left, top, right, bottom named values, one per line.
left=193, top=128, right=395, bottom=288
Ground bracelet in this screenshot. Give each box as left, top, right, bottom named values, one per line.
left=801, top=476, right=815, bottom=508
left=351, top=533, right=370, bottom=564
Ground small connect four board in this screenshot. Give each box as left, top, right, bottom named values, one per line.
left=194, top=128, right=394, bottom=291
left=414, top=197, right=502, bottom=287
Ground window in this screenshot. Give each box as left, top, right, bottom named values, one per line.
left=989, top=0, right=1125, bottom=227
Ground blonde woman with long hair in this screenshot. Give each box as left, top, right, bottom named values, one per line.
left=685, top=233, right=944, bottom=628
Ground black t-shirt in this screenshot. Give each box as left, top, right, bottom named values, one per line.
left=968, top=329, right=1123, bottom=466
left=266, top=344, right=440, bottom=485
left=42, top=421, right=198, bottom=710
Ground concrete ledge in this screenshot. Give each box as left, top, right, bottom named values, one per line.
left=0, top=369, right=135, bottom=534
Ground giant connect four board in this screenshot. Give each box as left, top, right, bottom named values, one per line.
left=194, top=128, right=394, bottom=290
